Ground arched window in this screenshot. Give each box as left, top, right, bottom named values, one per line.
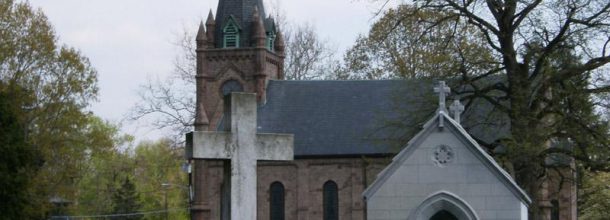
left=270, top=182, right=285, bottom=220
left=223, top=17, right=240, bottom=48
left=323, top=181, right=339, bottom=220
left=221, top=80, right=243, bottom=96
left=551, top=199, right=559, bottom=220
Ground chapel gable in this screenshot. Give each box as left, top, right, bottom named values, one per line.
left=363, top=81, right=531, bottom=220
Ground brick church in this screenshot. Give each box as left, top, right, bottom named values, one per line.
left=187, top=0, right=577, bottom=219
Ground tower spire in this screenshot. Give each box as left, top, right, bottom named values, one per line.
left=205, top=9, right=216, bottom=47
left=274, top=26, right=285, bottom=54
left=252, top=6, right=266, bottom=48
left=214, top=0, right=268, bottom=48
left=196, top=21, right=206, bottom=46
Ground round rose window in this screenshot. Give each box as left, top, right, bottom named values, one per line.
left=433, top=145, right=454, bottom=166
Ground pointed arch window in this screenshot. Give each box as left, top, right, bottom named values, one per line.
left=223, top=17, right=240, bottom=48
left=269, top=182, right=285, bottom=220
left=323, top=181, right=339, bottom=220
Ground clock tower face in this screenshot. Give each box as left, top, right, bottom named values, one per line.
left=221, top=80, right=244, bottom=96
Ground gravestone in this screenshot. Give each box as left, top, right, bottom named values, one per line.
left=186, top=93, right=294, bottom=220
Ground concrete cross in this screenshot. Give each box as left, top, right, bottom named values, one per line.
left=186, top=93, right=294, bottom=220
left=450, top=100, right=465, bottom=124
left=434, top=81, right=451, bottom=112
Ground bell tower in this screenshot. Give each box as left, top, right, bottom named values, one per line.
left=191, top=1, right=285, bottom=219
left=194, top=0, right=285, bottom=131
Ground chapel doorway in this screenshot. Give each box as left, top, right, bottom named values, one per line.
left=430, top=210, right=458, bottom=220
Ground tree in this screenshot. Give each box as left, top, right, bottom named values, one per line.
left=343, top=5, right=494, bottom=79
left=111, top=177, right=142, bottom=220
left=0, top=82, right=41, bottom=219
left=72, top=117, right=134, bottom=216
left=371, top=0, right=610, bottom=217
left=1, top=0, right=101, bottom=217
left=133, top=139, right=189, bottom=219
left=579, top=171, right=610, bottom=219
left=284, top=23, right=337, bottom=80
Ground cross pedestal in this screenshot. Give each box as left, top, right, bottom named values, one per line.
left=186, top=93, right=294, bottom=220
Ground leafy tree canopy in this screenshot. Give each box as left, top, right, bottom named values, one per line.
left=0, top=82, right=41, bottom=219
left=1, top=0, right=101, bottom=217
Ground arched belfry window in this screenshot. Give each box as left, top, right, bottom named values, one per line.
left=269, top=182, right=285, bottom=220
left=223, top=17, right=240, bottom=48
left=323, top=180, right=339, bottom=220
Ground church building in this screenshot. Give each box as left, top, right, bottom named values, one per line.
left=187, top=0, right=577, bottom=219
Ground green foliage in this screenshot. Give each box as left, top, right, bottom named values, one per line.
left=73, top=139, right=188, bottom=219
left=134, top=139, right=189, bottom=220
left=112, top=177, right=142, bottom=220
left=72, top=122, right=134, bottom=216
left=1, top=0, right=102, bottom=217
left=343, top=5, right=494, bottom=79
left=580, top=171, right=610, bottom=219
left=0, top=82, right=41, bottom=219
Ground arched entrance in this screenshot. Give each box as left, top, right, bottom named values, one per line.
left=409, top=191, right=478, bottom=220
left=430, top=210, right=458, bottom=220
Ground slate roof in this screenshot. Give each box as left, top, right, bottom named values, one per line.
left=253, top=80, right=510, bottom=157
left=214, top=0, right=274, bottom=48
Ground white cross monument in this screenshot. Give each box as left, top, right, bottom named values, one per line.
left=186, top=93, right=294, bottom=220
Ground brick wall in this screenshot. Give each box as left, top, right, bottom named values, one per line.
left=195, top=157, right=389, bottom=220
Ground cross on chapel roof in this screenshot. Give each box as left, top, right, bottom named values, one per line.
left=450, top=100, right=465, bottom=124
left=433, top=81, right=451, bottom=113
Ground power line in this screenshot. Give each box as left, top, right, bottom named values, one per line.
left=50, top=207, right=189, bottom=219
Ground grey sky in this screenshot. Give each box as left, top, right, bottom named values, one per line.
left=27, top=0, right=393, bottom=141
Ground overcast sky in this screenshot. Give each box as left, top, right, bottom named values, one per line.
left=26, top=0, right=395, bottom=142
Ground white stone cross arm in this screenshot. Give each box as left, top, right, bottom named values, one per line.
left=185, top=92, right=294, bottom=220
